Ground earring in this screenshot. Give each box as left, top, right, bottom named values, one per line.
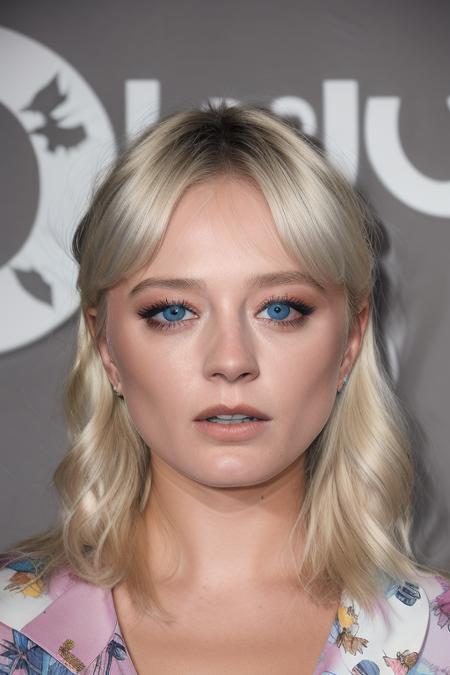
left=337, top=373, right=349, bottom=395
left=112, top=385, right=124, bottom=400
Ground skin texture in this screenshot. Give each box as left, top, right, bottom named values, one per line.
left=87, top=175, right=369, bottom=672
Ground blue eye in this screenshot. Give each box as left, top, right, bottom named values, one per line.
left=262, top=301, right=295, bottom=321
left=156, top=304, right=193, bottom=322
left=257, top=297, right=315, bottom=327
left=137, top=299, right=196, bottom=330
left=137, top=295, right=315, bottom=331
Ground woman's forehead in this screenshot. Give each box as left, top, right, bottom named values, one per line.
left=108, top=175, right=346, bottom=300
left=129, top=179, right=293, bottom=274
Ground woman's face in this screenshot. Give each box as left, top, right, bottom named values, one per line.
left=93, top=176, right=368, bottom=487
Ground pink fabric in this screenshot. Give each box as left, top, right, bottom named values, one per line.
left=0, top=562, right=448, bottom=675
left=21, top=573, right=116, bottom=672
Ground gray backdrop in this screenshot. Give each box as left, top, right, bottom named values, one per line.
left=1, top=0, right=449, bottom=569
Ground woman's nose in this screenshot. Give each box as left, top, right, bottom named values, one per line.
left=202, top=317, right=260, bottom=383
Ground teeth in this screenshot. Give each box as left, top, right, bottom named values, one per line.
left=207, top=414, right=258, bottom=423
left=213, top=414, right=250, bottom=420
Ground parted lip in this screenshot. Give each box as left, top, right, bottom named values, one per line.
left=194, top=404, right=271, bottom=421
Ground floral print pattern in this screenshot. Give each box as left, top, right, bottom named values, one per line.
left=0, top=560, right=448, bottom=674
left=0, top=629, right=70, bottom=675
left=2, top=560, right=46, bottom=600
left=431, top=575, right=450, bottom=631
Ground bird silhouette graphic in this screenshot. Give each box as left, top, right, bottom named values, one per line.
left=22, top=74, right=87, bottom=152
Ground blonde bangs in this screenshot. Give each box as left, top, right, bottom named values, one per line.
left=78, top=106, right=375, bottom=330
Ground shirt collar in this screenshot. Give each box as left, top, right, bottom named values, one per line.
left=3, top=563, right=117, bottom=673
left=2, top=562, right=431, bottom=674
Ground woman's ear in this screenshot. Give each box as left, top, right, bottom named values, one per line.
left=337, top=299, right=370, bottom=389
left=85, top=308, right=122, bottom=392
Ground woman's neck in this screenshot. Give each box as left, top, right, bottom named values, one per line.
left=141, top=451, right=307, bottom=593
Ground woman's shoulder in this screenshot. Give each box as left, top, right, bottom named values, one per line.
left=411, top=568, right=450, bottom=670
left=378, top=569, right=450, bottom=672
left=0, top=556, right=119, bottom=674
left=0, top=557, right=57, bottom=629
left=324, top=568, right=450, bottom=674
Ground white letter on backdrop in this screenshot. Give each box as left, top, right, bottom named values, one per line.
left=365, top=97, right=450, bottom=217
left=323, top=80, right=359, bottom=184
left=271, top=96, right=317, bottom=137
left=125, top=79, right=161, bottom=139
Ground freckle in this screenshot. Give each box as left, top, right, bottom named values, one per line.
left=260, top=495, right=264, bottom=500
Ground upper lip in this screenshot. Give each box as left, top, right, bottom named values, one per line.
left=195, top=404, right=271, bottom=421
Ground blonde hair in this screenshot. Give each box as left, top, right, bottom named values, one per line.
left=2, top=103, right=428, bottom=618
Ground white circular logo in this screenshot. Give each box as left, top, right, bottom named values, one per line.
left=0, top=27, right=116, bottom=353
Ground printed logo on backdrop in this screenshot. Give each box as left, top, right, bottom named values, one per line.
left=0, top=27, right=115, bottom=354
left=2, top=27, right=449, bottom=360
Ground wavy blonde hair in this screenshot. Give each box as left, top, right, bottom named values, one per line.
left=2, top=103, right=428, bottom=618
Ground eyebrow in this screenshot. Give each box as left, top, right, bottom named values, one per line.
left=130, top=270, right=326, bottom=296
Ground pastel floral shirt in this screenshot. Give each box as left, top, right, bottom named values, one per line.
left=0, top=559, right=448, bottom=675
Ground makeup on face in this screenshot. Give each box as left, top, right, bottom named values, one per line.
left=102, top=177, right=349, bottom=488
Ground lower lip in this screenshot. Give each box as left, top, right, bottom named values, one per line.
left=194, top=419, right=270, bottom=441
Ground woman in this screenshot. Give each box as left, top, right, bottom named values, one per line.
left=0, top=104, right=448, bottom=674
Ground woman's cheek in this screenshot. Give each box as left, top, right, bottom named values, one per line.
left=290, top=341, right=341, bottom=414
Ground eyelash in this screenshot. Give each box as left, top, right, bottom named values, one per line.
left=137, top=294, right=316, bottom=332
